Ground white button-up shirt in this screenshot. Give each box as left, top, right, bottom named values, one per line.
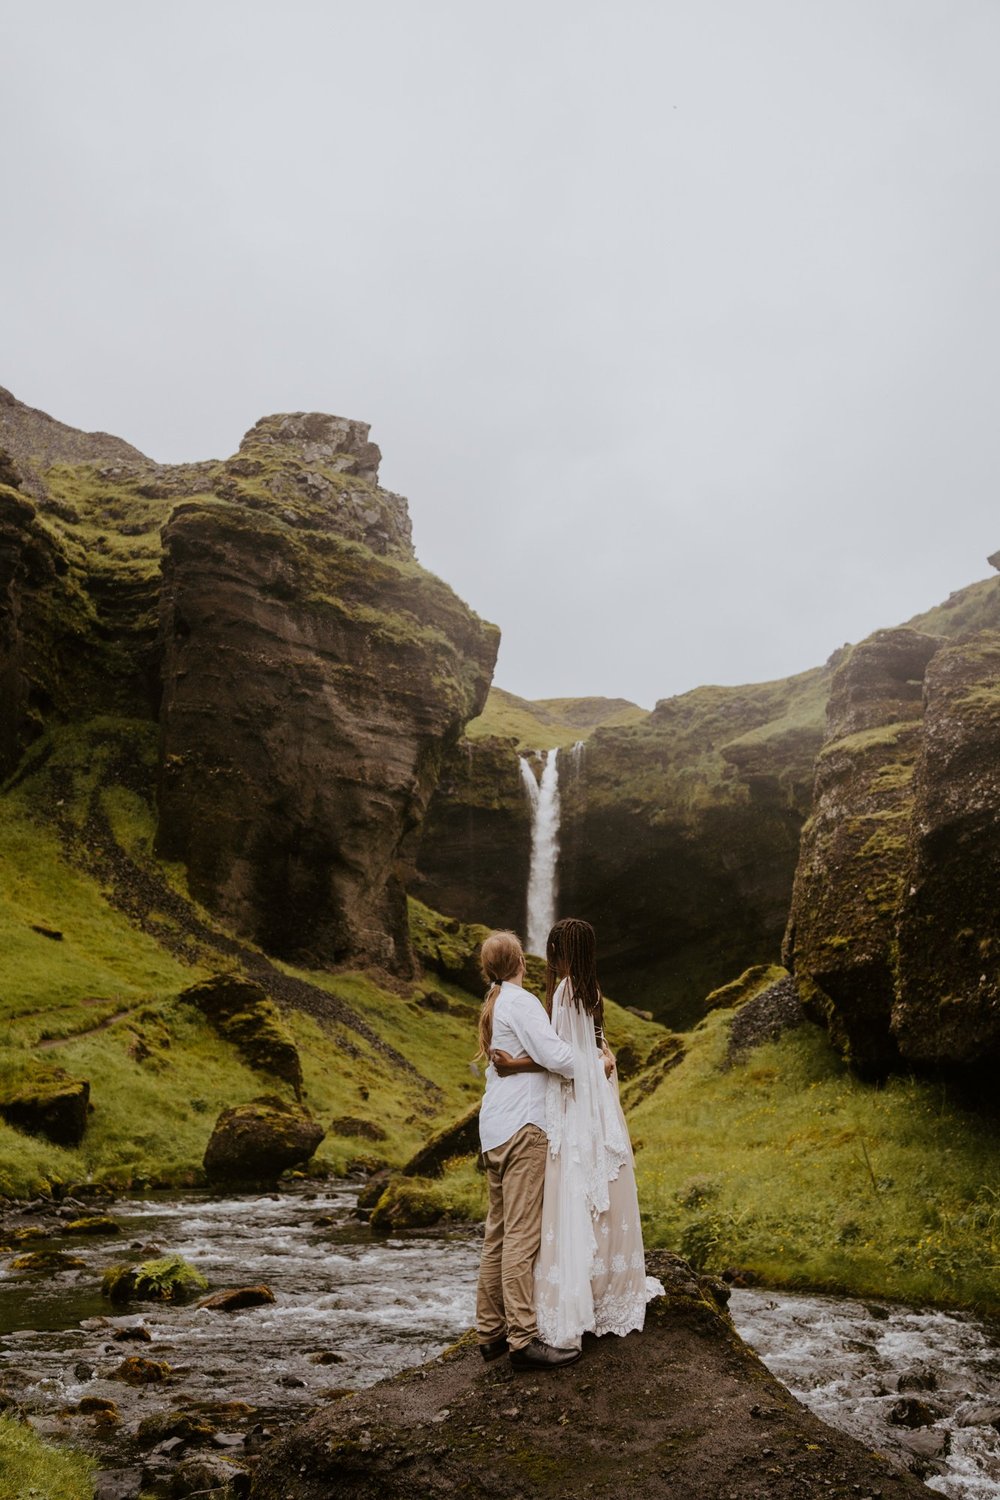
left=478, top=981, right=575, bottom=1153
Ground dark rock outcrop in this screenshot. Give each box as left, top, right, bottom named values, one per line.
left=783, top=629, right=938, bottom=1073
left=0, top=387, right=497, bottom=975
left=179, top=976, right=302, bottom=1094
left=249, top=1254, right=928, bottom=1500
left=203, top=1096, right=325, bottom=1184
left=893, top=633, right=1000, bottom=1065
left=785, top=616, right=1000, bottom=1074
left=0, top=1065, right=90, bottom=1145
left=557, top=670, right=829, bottom=1026
left=399, top=1101, right=481, bottom=1177
left=414, top=734, right=531, bottom=932
left=154, top=459, right=497, bottom=971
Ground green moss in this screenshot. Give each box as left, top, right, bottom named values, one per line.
left=630, top=1009, right=1000, bottom=1312
left=0, top=1413, right=95, bottom=1500
left=102, top=1254, right=208, bottom=1304
left=704, top=964, right=787, bottom=1012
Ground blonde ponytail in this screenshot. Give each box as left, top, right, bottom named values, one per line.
left=476, top=930, right=526, bottom=1061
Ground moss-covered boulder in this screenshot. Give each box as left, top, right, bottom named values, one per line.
left=408, top=898, right=545, bottom=999
left=368, top=1177, right=446, bottom=1233
left=203, top=1095, right=325, bottom=1184
left=400, top=1101, right=481, bottom=1177
left=0, top=1065, right=90, bottom=1145
left=180, top=976, right=302, bottom=1094
left=108, top=1355, right=171, bottom=1384
left=102, top=1254, right=208, bottom=1304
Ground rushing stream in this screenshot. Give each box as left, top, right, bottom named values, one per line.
left=2, top=1186, right=1000, bottom=1497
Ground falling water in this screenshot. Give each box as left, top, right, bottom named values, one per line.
left=519, top=748, right=561, bottom=954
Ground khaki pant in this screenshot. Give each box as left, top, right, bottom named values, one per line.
left=476, top=1123, right=547, bottom=1351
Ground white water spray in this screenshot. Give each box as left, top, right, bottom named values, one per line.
left=519, top=748, right=561, bottom=955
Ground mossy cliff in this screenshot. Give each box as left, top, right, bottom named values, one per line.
left=0, top=388, right=498, bottom=973
left=785, top=603, right=1000, bottom=1075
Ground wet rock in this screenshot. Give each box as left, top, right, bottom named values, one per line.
left=306, top=1350, right=345, bottom=1365
left=172, top=1454, right=250, bottom=1498
left=369, top=1178, right=445, bottom=1233
left=203, top=1096, right=325, bottom=1185
left=65, top=1213, right=120, bottom=1234
left=74, top=1360, right=96, bottom=1381
left=10, top=1248, right=86, bottom=1270
left=137, top=1410, right=216, bottom=1447
left=199, top=1284, right=275, bottom=1312
left=179, top=977, right=302, bottom=1094
left=889, top=1397, right=938, bottom=1428
left=108, top=1355, right=171, bottom=1384
left=354, top=1168, right=392, bottom=1215
left=0, top=1064, right=90, bottom=1145
left=112, top=1323, right=152, bottom=1342
left=894, top=1426, right=950, bottom=1466
left=896, top=1365, right=937, bottom=1392
left=400, top=1101, right=481, bottom=1178
left=93, top=1469, right=144, bottom=1500
left=955, top=1401, right=1000, bottom=1429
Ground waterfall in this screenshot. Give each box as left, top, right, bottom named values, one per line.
left=519, top=748, right=561, bottom=956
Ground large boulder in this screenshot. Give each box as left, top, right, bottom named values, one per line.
left=203, top=1096, right=325, bottom=1184
left=400, top=1101, right=481, bottom=1177
left=248, top=1254, right=928, bottom=1500
left=0, top=1065, right=90, bottom=1145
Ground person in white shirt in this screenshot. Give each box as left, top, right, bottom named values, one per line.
left=475, top=929, right=581, bottom=1370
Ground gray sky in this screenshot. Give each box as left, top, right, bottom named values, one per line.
left=4, top=1, right=999, bottom=707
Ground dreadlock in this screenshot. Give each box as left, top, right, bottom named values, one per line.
left=545, top=917, right=603, bottom=1041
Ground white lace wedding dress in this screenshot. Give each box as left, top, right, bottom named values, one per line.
left=534, top=978, right=664, bottom=1350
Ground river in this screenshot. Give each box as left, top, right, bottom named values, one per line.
left=2, top=1184, right=999, bottom=1497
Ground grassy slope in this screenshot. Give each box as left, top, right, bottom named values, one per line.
left=630, top=1006, right=1000, bottom=1313
left=0, top=722, right=492, bottom=1197
left=466, top=685, right=648, bottom=749
left=0, top=1415, right=94, bottom=1500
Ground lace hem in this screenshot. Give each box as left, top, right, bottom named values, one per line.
left=593, top=1276, right=665, bottom=1338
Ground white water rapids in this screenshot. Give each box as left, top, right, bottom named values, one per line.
left=3, top=1189, right=1000, bottom=1495
left=519, top=747, right=561, bottom=955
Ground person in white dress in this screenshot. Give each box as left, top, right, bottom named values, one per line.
left=493, top=917, right=663, bottom=1352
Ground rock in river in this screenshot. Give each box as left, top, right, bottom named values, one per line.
left=249, top=1254, right=929, bottom=1500
left=203, top=1096, right=325, bottom=1184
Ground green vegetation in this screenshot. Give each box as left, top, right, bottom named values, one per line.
left=0, top=1414, right=95, bottom=1500
left=466, top=686, right=647, bottom=748
left=905, top=572, right=1000, bottom=639
left=629, top=1007, right=1000, bottom=1312
left=102, top=1254, right=208, bottom=1303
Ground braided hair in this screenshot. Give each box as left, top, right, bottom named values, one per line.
left=545, top=917, right=603, bottom=1041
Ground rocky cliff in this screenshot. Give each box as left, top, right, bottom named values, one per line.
left=0, top=389, right=497, bottom=972
left=785, top=595, right=1000, bottom=1076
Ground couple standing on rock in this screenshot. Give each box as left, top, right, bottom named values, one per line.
left=475, top=917, right=663, bottom=1371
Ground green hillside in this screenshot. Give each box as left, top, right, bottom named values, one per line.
left=465, top=686, right=648, bottom=748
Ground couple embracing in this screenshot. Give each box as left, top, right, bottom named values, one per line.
left=475, top=917, right=663, bottom=1371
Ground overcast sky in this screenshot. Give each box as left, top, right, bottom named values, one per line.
left=4, top=2, right=999, bottom=707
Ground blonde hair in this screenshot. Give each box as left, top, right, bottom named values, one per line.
left=477, top=930, right=525, bottom=1059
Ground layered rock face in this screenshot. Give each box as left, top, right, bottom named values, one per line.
left=0, top=389, right=497, bottom=973
left=412, top=734, right=531, bottom=931
left=785, top=613, right=1000, bottom=1073
left=557, top=670, right=829, bottom=1027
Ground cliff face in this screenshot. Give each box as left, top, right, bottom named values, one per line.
left=785, top=595, right=1000, bottom=1074
left=0, top=390, right=497, bottom=973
